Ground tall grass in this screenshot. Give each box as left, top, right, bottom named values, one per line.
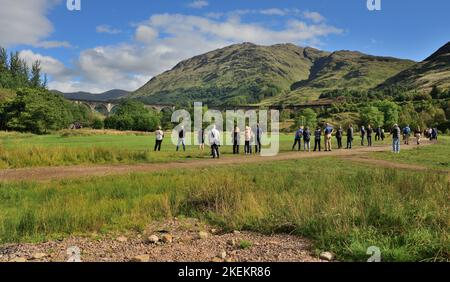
left=0, top=158, right=448, bottom=261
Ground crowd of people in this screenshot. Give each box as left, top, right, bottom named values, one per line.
left=153, top=123, right=439, bottom=158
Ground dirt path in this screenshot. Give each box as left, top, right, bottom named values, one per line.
left=0, top=143, right=436, bottom=182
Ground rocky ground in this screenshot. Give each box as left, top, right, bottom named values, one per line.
left=0, top=218, right=329, bottom=262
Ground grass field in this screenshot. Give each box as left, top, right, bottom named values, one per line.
left=0, top=158, right=448, bottom=261
left=0, top=130, right=394, bottom=169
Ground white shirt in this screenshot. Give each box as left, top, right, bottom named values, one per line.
left=209, top=128, right=220, bottom=145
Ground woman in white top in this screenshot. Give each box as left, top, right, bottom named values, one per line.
left=154, top=126, right=164, bottom=151
left=209, top=125, right=220, bottom=159
left=244, top=126, right=253, bottom=155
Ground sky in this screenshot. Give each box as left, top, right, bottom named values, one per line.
left=0, top=0, right=449, bottom=93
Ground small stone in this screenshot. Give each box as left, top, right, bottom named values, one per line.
left=233, top=230, right=241, bottom=234
left=32, top=253, right=47, bottom=260
left=210, top=257, right=223, bottom=263
left=116, top=236, right=128, bottom=243
left=219, top=251, right=227, bottom=259
left=146, top=235, right=159, bottom=244
left=320, top=251, right=335, bottom=261
left=131, top=255, right=150, bottom=263
left=210, top=228, right=218, bottom=234
left=225, top=258, right=235, bottom=263
left=161, top=234, right=173, bottom=244
left=227, top=239, right=236, bottom=246
left=198, top=231, right=209, bottom=240
left=10, top=257, right=27, bottom=262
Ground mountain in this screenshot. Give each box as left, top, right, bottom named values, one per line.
left=130, top=42, right=415, bottom=106
left=54, top=89, right=130, bottom=102
left=375, top=42, right=450, bottom=93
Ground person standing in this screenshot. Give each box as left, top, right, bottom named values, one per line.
left=391, top=124, right=401, bottom=153
left=367, top=125, right=373, bottom=147
left=198, top=128, right=205, bottom=152
left=375, top=126, right=381, bottom=141
left=414, top=126, right=421, bottom=145
left=346, top=124, right=354, bottom=149
left=403, top=124, right=411, bottom=145
left=176, top=126, right=186, bottom=152
left=313, top=126, right=322, bottom=152
left=254, top=124, right=263, bottom=154
left=232, top=126, right=241, bottom=154
left=336, top=126, right=343, bottom=149
left=324, top=123, right=333, bottom=151
left=292, top=126, right=303, bottom=151
left=154, top=126, right=164, bottom=151
left=210, top=125, right=220, bottom=159
left=381, top=128, right=385, bottom=141
left=360, top=126, right=366, bottom=146
left=244, top=126, right=253, bottom=155
left=431, top=128, right=438, bottom=141
left=303, top=126, right=311, bottom=152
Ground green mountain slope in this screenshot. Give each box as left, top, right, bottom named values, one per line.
left=131, top=43, right=417, bottom=106
left=132, top=43, right=328, bottom=105
left=375, top=41, right=450, bottom=93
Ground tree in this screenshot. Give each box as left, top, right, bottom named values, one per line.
left=296, top=108, right=317, bottom=129
left=30, top=60, right=42, bottom=88
left=359, top=106, right=384, bottom=127
left=373, top=100, right=399, bottom=126
left=104, top=100, right=160, bottom=132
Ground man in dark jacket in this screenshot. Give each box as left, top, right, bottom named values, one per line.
left=292, top=126, right=303, bottom=151
left=375, top=127, right=381, bottom=141
left=391, top=124, right=401, bottom=153
left=313, top=127, right=322, bottom=152
left=346, top=124, right=354, bottom=149
left=367, top=125, right=373, bottom=147
left=336, top=126, right=343, bottom=149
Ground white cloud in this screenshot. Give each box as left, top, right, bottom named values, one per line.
left=19, top=49, right=73, bottom=81
left=188, top=0, right=209, bottom=9
left=303, top=11, right=325, bottom=23
left=43, top=12, right=342, bottom=93
left=96, top=25, right=122, bottom=35
left=260, top=8, right=287, bottom=16
left=0, top=0, right=68, bottom=48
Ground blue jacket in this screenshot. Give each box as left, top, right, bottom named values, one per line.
left=295, top=129, right=303, bottom=139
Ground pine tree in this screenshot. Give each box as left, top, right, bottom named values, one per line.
left=30, top=60, right=42, bottom=88
left=0, top=47, right=7, bottom=72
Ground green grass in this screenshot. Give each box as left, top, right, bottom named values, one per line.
left=0, top=158, right=448, bottom=261
left=369, top=137, right=450, bottom=169
left=0, top=130, right=391, bottom=169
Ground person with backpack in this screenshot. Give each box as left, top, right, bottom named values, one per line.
left=198, top=128, right=205, bottom=152
left=292, top=126, right=303, bottom=151
left=391, top=124, right=401, bottom=153
left=154, top=126, right=164, bottom=151
left=403, top=125, right=411, bottom=145
left=367, top=125, right=373, bottom=147
left=244, top=126, right=253, bottom=155
left=360, top=126, right=366, bottom=146
left=336, top=126, right=343, bottom=149
left=210, top=125, right=220, bottom=159
left=254, top=124, right=263, bottom=154
left=313, top=126, right=322, bottom=152
left=346, top=124, right=354, bottom=149
left=324, top=123, right=333, bottom=151
left=232, top=126, right=241, bottom=154
left=176, top=126, right=186, bottom=152
left=303, top=126, right=311, bottom=152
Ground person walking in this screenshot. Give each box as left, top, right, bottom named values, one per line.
left=154, top=126, right=164, bottom=151
left=346, top=124, right=354, bottom=149
left=360, top=126, right=366, bottom=146
left=414, top=126, right=421, bottom=145
left=336, top=126, right=343, bottom=149
left=367, top=125, right=373, bottom=147
left=303, top=126, right=311, bottom=152
left=292, top=126, right=303, bottom=151
left=324, top=123, right=333, bottom=151
left=232, top=126, right=241, bottom=154
left=391, top=124, right=401, bottom=153
left=431, top=128, right=438, bottom=141
left=244, top=126, right=253, bottom=155
left=176, top=126, right=186, bottom=151
left=210, top=125, right=220, bottom=159
left=381, top=128, right=385, bottom=141
left=313, top=126, right=322, bottom=152
left=403, top=124, right=411, bottom=145
left=198, top=128, right=205, bottom=152
left=254, top=124, right=263, bottom=154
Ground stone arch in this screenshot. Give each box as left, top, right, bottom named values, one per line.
left=94, top=104, right=109, bottom=115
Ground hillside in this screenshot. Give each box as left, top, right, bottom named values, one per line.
left=131, top=43, right=415, bottom=106
left=132, top=43, right=329, bottom=105
left=375, top=42, right=450, bottom=93
left=54, top=89, right=130, bottom=102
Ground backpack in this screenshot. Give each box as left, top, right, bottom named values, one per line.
left=179, top=130, right=184, bottom=138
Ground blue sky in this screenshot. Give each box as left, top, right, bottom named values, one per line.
left=1, top=0, right=449, bottom=93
